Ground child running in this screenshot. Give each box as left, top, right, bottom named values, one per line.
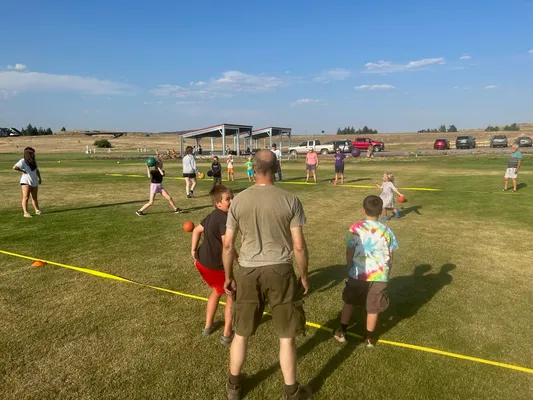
left=182, top=146, right=198, bottom=198
left=211, top=156, right=223, bottom=187
left=191, top=185, right=236, bottom=345
left=245, top=156, right=255, bottom=182
left=333, top=147, right=346, bottom=185
left=136, top=161, right=182, bottom=216
left=226, top=155, right=235, bottom=181
left=375, top=173, right=404, bottom=220
left=12, top=147, right=42, bottom=218
left=334, top=195, right=398, bottom=347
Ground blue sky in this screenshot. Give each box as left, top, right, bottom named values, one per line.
left=1, top=0, right=532, bottom=133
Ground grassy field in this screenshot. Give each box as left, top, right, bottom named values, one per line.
left=1, top=152, right=533, bottom=399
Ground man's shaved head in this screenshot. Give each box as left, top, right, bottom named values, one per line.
left=254, top=149, right=277, bottom=175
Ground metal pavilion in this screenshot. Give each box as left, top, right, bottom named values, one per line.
left=250, top=127, right=292, bottom=151
left=179, top=123, right=253, bottom=156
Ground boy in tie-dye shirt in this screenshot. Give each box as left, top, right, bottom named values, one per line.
left=333, top=195, right=398, bottom=347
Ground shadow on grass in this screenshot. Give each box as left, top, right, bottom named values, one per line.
left=400, top=205, right=422, bottom=217
left=516, top=182, right=527, bottom=191
left=43, top=200, right=146, bottom=214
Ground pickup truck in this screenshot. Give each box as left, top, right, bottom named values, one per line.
left=288, top=140, right=335, bottom=156
left=352, top=137, right=385, bottom=152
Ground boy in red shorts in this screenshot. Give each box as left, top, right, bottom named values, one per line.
left=191, top=185, right=236, bottom=345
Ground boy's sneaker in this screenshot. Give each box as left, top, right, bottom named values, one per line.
left=23, top=213, right=32, bottom=218
left=226, top=380, right=242, bottom=400
left=365, top=336, right=377, bottom=348
left=220, top=332, right=234, bottom=346
left=394, top=210, right=400, bottom=218
left=174, top=208, right=183, bottom=213
left=283, top=384, right=312, bottom=400
left=333, top=328, right=346, bottom=343
left=135, top=210, right=145, bottom=216
left=202, top=321, right=221, bottom=336
left=35, top=210, right=42, bottom=215
left=380, top=217, right=390, bottom=221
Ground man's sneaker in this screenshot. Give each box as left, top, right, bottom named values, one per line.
left=23, top=213, right=32, bottom=218
left=283, top=384, right=312, bottom=400
left=174, top=208, right=184, bottom=213
left=365, top=336, right=377, bottom=348
left=333, top=328, right=346, bottom=343
left=226, top=380, right=242, bottom=400
left=135, top=210, right=145, bottom=216
left=35, top=210, right=42, bottom=215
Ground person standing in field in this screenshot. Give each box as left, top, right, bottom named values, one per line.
left=226, top=155, right=235, bottom=181
left=271, top=143, right=283, bottom=181
left=305, top=147, right=318, bottom=183
left=211, top=156, right=223, bottom=187
left=182, top=146, right=198, bottom=198
left=12, top=147, right=42, bottom=218
left=375, top=173, right=404, bottom=220
left=333, top=147, right=346, bottom=185
left=245, top=156, right=255, bottom=182
left=223, top=150, right=311, bottom=400
left=502, top=143, right=522, bottom=192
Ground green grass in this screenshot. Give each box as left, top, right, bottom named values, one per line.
left=1, top=153, right=533, bottom=399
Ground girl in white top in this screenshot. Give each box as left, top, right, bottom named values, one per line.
left=12, top=147, right=42, bottom=218
left=375, top=173, right=404, bottom=221
left=226, top=155, right=235, bottom=181
left=182, top=146, right=198, bottom=198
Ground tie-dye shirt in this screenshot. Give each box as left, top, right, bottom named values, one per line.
left=345, top=220, right=398, bottom=282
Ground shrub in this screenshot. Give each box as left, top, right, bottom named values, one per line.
left=94, top=139, right=113, bottom=148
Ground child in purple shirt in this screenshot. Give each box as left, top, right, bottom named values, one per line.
left=333, top=148, right=346, bottom=185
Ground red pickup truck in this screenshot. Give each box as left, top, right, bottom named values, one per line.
left=352, top=137, right=385, bottom=152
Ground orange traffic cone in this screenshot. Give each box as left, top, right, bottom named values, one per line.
left=31, top=260, right=46, bottom=268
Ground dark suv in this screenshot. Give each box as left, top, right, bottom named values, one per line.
left=455, top=135, right=476, bottom=149
left=490, top=135, right=508, bottom=148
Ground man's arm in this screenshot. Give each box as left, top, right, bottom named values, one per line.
left=291, top=226, right=309, bottom=294
left=516, top=159, right=521, bottom=173
left=223, top=228, right=237, bottom=295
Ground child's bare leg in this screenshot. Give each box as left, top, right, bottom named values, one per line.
left=340, top=303, right=354, bottom=326
left=30, top=187, right=40, bottom=212
left=205, top=288, right=221, bottom=329
left=223, top=295, right=233, bottom=337
left=366, top=313, right=378, bottom=335
left=334, top=173, right=338, bottom=184
left=161, top=190, right=177, bottom=209
left=21, top=185, right=30, bottom=214
left=313, top=170, right=317, bottom=183
left=306, top=170, right=310, bottom=182
left=139, top=193, right=156, bottom=212
left=381, top=208, right=387, bottom=218
left=503, top=177, right=508, bottom=190
left=190, top=178, right=197, bottom=192
left=185, top=178, right=191, bottom=195
left=512, top=178, right=517, bottom=191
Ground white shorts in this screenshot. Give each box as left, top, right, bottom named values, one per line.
left=504, top=168, right=517, bottom=179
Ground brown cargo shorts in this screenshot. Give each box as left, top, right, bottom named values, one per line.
left=342, top=278, right=389, bottom=314
left=232, top=264, right=306, bottom=338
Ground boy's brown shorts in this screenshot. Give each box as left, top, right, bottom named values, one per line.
left=342, top=278, right=389, bottom=313
left=233, top=264, right=306, bottom=338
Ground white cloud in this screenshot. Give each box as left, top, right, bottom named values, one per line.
left=459, top=55, right=472, bottom=60
left=485, top=85, right=498, bottom=89
left=0, top=71, right=131, bottom=97
left=313, top=68, right=351, bottom=83
left=153, top=70, right=286, bottom=100
left=355, top=84, right=395, bottom=90
left=529, top=49, right=533, bottom=54
left=364, top=57, right=445, bottom=73
left=290, top=98, right=321, bottom=107
left=7, top=63, right=27, bottom=71
left=176, top=100, right=204, bottom=105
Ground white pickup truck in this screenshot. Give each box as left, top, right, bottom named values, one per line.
left=288, top=140, right=335, bottom=156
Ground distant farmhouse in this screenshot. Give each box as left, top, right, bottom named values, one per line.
left=0, top=127, right=21, bottom=137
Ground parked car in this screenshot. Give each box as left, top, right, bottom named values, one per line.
left=490, top=135, right=508, bottom=148
left=324, top=139, right=353, bottom=153
left=455, top=135, right=476, bottom=149
left=288, top=140, right=336, bottom=156
left=515, top=136, right=532, bottom=147
left=352, top=137, right=385, bottom=152
left=434, top=139, right=450, bottom=150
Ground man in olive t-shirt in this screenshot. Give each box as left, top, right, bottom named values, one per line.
left=223, top=150, right=310, bottom=400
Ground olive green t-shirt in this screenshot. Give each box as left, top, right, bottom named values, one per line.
left=227, top=185, right=306, bottom=267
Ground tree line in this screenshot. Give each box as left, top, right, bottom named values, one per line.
left=485, top=123, right=520, bottom=132
left=336, top=126, right=378, bottom=135
left=19, top=123, right=54, bottom=136
left=418, top=125, right=458, bottom=133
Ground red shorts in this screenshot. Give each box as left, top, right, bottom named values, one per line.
left=195, top=260, right=225, bottom=295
